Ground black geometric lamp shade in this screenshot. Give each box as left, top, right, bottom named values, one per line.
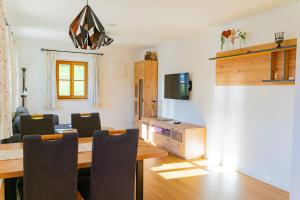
left=69, top=4, right=113, bottom=50
left=102, top=35, right=114, bottom=46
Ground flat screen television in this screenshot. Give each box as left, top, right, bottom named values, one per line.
left=164, top=73, right=190, bottom=100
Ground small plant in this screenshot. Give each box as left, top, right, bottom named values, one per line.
left=238, top=30, right=247, bottom=49
left=221, top=29, right=240, bottom=50
left=220, top=35, right=226, bottom=51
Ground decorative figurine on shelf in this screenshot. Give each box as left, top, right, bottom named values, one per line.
left=151, top=51, right=158, bottom=61
left=221, top=29, right=243, bottom=50
left=274, top=71, right=279, bottom=80
left=229, top=29, right=238, bottom=49
left=144, top=51, right=158, bottom=61
left=238, top=30, right=247, bottom=49
left=221, top=29, right=231, bottom=50
left=289, top=76, right=295, bottom=81
left=144, top=51, right=152, bottom=60
left=275, top=32, right=284, bottom=48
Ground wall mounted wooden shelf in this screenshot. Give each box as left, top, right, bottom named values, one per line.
left=209, top=45, right=296, bottom=60
left=211, top=38, right=297, bottom=86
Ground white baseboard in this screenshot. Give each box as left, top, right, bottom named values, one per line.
left=237, top=168, right=290, bottom=192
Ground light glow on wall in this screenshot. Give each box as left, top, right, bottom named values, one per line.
left=222, top=154, right=238, bottom=171
left=141, top=123, right=148, bottom=140
left=148, top=126, right=155, bottom=144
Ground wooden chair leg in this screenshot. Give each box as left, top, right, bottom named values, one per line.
left=77, top=191, right=82, bottom=200
left=0, top=179, right=4, bottom=200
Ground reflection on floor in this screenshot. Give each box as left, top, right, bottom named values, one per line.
left=144, top=154, right=289, bottom=200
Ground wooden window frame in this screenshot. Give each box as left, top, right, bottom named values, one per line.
left=56, top=60, right=88, bottom=100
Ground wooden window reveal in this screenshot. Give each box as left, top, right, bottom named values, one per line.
left=56, top=60, right=88, bottom=99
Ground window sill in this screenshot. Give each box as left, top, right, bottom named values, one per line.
left=57, top=97, right=88, bottom=100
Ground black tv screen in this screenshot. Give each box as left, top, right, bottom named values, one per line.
left=164, top=73, right=190, bottom=100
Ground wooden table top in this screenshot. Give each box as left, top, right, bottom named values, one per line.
left=0, top=138, right=168, bottom=179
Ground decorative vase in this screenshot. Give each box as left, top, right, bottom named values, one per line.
left=144, top=51, right=152, bottom=60
left=275, top=32, right=284, bottom=48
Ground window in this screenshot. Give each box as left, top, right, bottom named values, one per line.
left=56, top=60, right=88, bottom=99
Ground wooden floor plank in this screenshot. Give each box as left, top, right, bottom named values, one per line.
left=144, top=154, right=289, bottom=200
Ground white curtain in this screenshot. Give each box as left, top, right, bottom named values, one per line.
left=0, top=0, right=20, bottom=140
left=89, top=55, right=103, bottom=108
left=44, top=51, right=57, bottom=111
left=8, top=28, right=20, bottom=114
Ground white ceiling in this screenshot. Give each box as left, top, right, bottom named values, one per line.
left=4, top=0, right=295, bottom=48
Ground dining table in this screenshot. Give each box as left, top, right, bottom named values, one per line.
left=0, top=136, right=168, bottom=200
left=54, top=124, right=114, bottom=132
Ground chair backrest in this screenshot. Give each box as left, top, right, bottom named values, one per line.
left=23, top=133, right=78, bottom=200
left=71, top=113, right=101, bottom=138
left=13, top=106, right=30, bottom=134
left=89, top=129, right=139, bottom=200
left=20, top=114, right=55, bottom=138
left=52, top=115, right=59, bottom=125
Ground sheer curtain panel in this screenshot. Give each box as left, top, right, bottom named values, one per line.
left=89, top=55, right=103, bottom=108
left=0, top=0, right=20, bottom=140
left=44, top=51, right=57, bottom=111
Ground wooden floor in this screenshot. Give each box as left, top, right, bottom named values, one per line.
left=1, top=154, right=289, bottom=200
left=143, top=154, right=289, bottom=200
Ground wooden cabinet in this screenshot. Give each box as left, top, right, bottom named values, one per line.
left=134, top=61, right=158, bottom=127
left=140, top=117, right=206, bottom=159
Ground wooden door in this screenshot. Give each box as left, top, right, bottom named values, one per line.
left=144, top=61, right=158, bottom=117
left=134, top=61, right=145, bottom=126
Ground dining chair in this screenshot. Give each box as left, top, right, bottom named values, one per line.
left=71, top=113, right=101, bottom=138
left=53, top=114, right=59, bottom=125
left=77, top=129, right=139, bottom=200
left=4, top=114, right=56, bottom=200
left=20, top=114, right=55, bottom=139
left=18, top=133, right=78, bottom=200
left=13, top=106, right=30, bottom=135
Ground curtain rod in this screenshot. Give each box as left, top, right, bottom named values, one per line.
left=40, top=48, right=104, bottom=56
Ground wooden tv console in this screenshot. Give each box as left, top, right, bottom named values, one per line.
left=140, top=117, right=206, bottom=159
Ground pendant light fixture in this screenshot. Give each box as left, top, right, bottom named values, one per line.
left=69, top=0, right=113, bottom=50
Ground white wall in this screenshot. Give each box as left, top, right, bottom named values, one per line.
left=138, top=3, right=299, bottom=191
left=16, top=37, right=137, bottom=129
left=290, top=1, right=300, bottom=199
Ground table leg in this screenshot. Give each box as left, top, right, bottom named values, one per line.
left=0, top=179, right=4, bottom=200
left=4, top=178, right=17, bottom=200
left=136, top=160, right=144, bottom=200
